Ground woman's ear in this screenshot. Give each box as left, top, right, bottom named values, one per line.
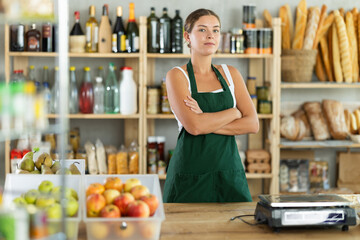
left=184, top=31, right=191, bottom=48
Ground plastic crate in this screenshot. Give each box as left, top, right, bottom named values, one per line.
left=3, top=174, right=82, bottom=240
left=83, top=174, right=165, bottom=240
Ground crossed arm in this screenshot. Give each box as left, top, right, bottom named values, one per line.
left=167, top=65, right=259, bottom=136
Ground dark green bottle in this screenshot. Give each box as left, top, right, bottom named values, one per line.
left=147, top=7, right=160, bottom=53
left=159, top=7, right=171, bottom=53
left=126, top=3, right=139, bottom=53
left=171, top=10, right=183, bottom=53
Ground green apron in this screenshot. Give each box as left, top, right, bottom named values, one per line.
left=163, top=60, right=252, bottom=203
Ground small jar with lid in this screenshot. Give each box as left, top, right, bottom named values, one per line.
left=147, top=136, right=157, bottom=174
left=256, top=86, right=269, bottom=101
left=246, top=76, right=257, bottom=95
left=157, top=136, right=166, bottom=175
left=258, top=100, right=272, bottom=114
left=147, top=86, right=160, bottom=114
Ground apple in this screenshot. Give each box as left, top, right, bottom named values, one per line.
left=46, top=203, right=62, bottom=219
left=86, top=193, right=106, bottom=217
left=24, top=189, right=39, bottom=204
left=51, top=186, right=72, bottom=202
left=86, top=183, right=105, bottom=197
left=65, top=197, right=79, bottom=217
left=140, top=222, right=157, bottom=239
left=100, top=204, right=121, bottom=218
left=130, top=185, right=150, bottom=200
left=36, top=196, right=55, bottom=209
left=140, top=194, right=159, bottom=216
left=38, top=180, right=54, bottom=194
left=13, top=196, right=27, bottom=206
left=104, top=177, right=123, bottom=192
left=126, top=200, right=150, bottom=218
left=88, top=222, right=109, bottom=239
left=113, top=192, right=135, bottom=216
left=124, top=178, right=141, bottom=192
left=103, top=189, right=120, bottom=205
left=114, top=222, right=135, bottom=238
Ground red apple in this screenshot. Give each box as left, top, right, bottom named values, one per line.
left=113, top=192, right=135, bottom=216
left=86, top=183, right=105, bottom=197
left=130, top=185, right=150, bottom=200
left=104, top=177, right=123, bottom=192
left=126, top=200, right=150, bottom=218
left=103, top=189, right=121, bottom=205
left=124, top=178, right=141, bottom=192
left=87, top=193, right=106, bottom=217
left=100, top=204, right=121, bottom=218
left=140, top=194, right=159, bottom=216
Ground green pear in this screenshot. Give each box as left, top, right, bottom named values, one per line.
left=43, top=153, right=53, bottom=167
left=65, top=197, right=79, bottom=217
left=18, top=158, right=34, bottom=172
left=13, top=196, right=27, bottom=206
left=51, top=186, right=72, bottom=202
left=51, top=161, right=61, bottom=173
left=35, top=153, right=52, bottom=170
left=70, top=188, right=78, bottom=201
left=24, top=189, right=39, bottom=204
left=56, top=168, right=71, bottom=175
left=46, top=203, right=62, bottom=219
left=31, top=170, right=40, bottom=174
left=35, top=196, right=55, bottom=209
left=41, top=165, right=53, bottom=174
left=69, top=162, right=81, bottom=175
left=38, top=180, right=54, bottom=194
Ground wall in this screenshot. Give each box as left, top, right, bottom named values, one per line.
left=1, top=0, right=360, bottom=188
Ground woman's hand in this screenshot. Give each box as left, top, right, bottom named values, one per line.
left=184, top=96, right=203, bottom=114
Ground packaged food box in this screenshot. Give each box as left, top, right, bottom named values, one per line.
left=279, top=159, right=309, bottom=193
left=83, top=174, right=165, bottom=240
left=2, top=174, right=82, bottom=240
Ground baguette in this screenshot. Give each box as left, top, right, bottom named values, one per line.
left=350, top=111, right=358, bottom=134
left=334, top=10, right=352, bottom=83
left=279, top=6, right=291, bottom=49
left=312, top=5, right=328, bottom=49
left=345, top=12, right=359, bottom=83
left=332, top=23, right=343, bottom=82
left=303, top=7, right=321, bottom=49
left=285, top=4, right=294, bottom=42
left=344, top=109, right=351, bottom=133
left=328, top=21, right=334, bottom=79
left=263, top=9, right=273, bottom=28
left=354, top=109, right=360, bottom=129
left=320, top=37, right=334, bottom=82
left=339, top=8, right=345, bottom=19
left=315, top=51, right=327, bottom=81
left=358, top=16, right=360, bottom=81
left=351, top=8, right=358, bottom=39
left=292, top=0, right=307, bottom=49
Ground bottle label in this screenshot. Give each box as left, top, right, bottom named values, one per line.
left=120, top=35, right=126, bottom=52
left=17, top=26, right=24, bottom=47
left=125, top=38, right=129, bottom=51
left=93, top=26, right=99, bottom=44
left=134, top=36, right=139, bottom=51
left=112, top=33, right=117, bottom=52
left=42, top=25, right=52, bottom=38
left=86, top=26, right=91, bottom=42
left=28, top=36, right=39, bottom=50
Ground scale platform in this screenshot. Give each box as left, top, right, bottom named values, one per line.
left=254, top=194, right=357, bottom=231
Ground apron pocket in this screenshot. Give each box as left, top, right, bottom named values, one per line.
left=214, top=169, right=252, bottom=202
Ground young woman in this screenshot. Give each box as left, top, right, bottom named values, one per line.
left=163, top=9, right=259, bottom=203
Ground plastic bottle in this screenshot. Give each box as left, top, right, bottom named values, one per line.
left=28, top=65, right=41, bottom=93
left=119, top=66, right=137, bottom=115
left=104, top=62, right=119, bottom=113
left=69, top=66, right=79, bottom=114
left=50, top=67, right=60, bottom=113
left=23, top=81, right=36, bottom=129
left=42, top=66, right=51, bottom=114
left=79, top=67, right=94, bottom=113
left=93, top=77, right=105, bottom=114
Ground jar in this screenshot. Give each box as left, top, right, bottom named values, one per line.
left=246, top=76, right=257, bottom=95
left=250, top=95, right=257, bottom=111
left=236, top=32, right=244, bottom=54
left=244, top=29, right=258, bottom=54
left=256, top=86, right=269, bottom=101
left=258, top=28, right=273, bottom=54
left=230, top=35, right=236, bottom=54
left=147, top=136, right=157, bottom=174
left=147, top=86, right=160, bottom=114
left=243, top=4, right=256, bottom=29
left=161, top=78, right=171, bottom=114
left=258, top=100, right=272, bottom=114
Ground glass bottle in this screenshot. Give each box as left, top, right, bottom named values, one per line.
left=161, top=78, right=171, bottom=113
left=171, top=10, right=183, bottom=53
left=42, top=22, right=53, bottom=52
left=126, top=2, right=139, bottom=53
left=69, top=66, right=79, bottom=114
left=85, top=5, right=99, bottom=53
left=104, top=62, right=119, bottom=113
left=25, top=23, right=40, bottom=52
left=51, top=67, right=60, bottom=114
left=70, top=11, right=85, bottom=53
left=10, top=24, right=25, bottom=51
left=147, top=7, right=159, bottom=53
left=119, top=66, right=137, bottom=115
left=42, top=66, right=51, bottom=113
left=98, top=66, right=106, bottom=82
left=70, top=11, right=84, bottom=35
left=79, top=67, right=94, bottom=114
left=93, top=77, right=104, bottom=114
left=159, top=8, right=171, bottom=53
left=98, top=4, right=112, bottom=53
left=112, top=6, right=126, bottom=53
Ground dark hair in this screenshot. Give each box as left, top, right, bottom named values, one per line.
left=184, top=8, right=221, bottom=33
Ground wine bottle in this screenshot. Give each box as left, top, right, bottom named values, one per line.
left=159, top=8, right=171, bottom=53
left=98, top=4, right=112, bottom=53
left=171, top=10, right=183, bottom=53
left=112, top=6, right=126, bottom=53
left=85, top=5, right=99, bottom=53
left=70, top=11, right=85, bottom=53
left=126, top=2, right=139, bottom=53
left=10, top=24, right=25, bottom=51
left=147, top=7, right=159, bottom=53
left=70, top=11, right=84, bottom=35
left=42, top=22, right=53, bottom=52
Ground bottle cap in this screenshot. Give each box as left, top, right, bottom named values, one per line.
left=98, top=66, right=103, bottom=70
left=157, top=136, right=166, bottom=143
left=95, top=77, right=103, bottom=83
left=148, top=136, right=157, bottom=143
left=121, top=66, right=132, bottom=71
left=74, top=11, right=80, bottom=20
left=55, top=66, right=59, bottom=71
left=163, top=7, right=168, bottom=12
left=117, top=6, right=123, bottom=17
left=151, top=7, right=155, bottom=11
left=43, top=66, right=49, bottom=70
left=89, top=5, right=95, bottom=16
left=84, top=67, right=90, bottom=71
left=70, top=66, right=76, bottom=71
left=24, top=81, right=36, bottom=94
left=29, top=65, right=35, bottom=70
left=43, top=82, right=49, bottom=88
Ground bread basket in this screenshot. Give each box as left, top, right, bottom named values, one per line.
left=281, top=49, right=317, bottom=82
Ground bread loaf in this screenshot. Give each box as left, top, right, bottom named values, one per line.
left=332, top=23, right=343, bottom=82
left=285, top=4, right=294, bottom=42
left=292, top=109, right=312, bottom=137
left=322, top=100, right=348, bottom=140
left=345, top=12, right=359, bottom=83
left=312, top=5, right=328, bottom=49
left=344, top=109, right=351, bottom=133
left=280, top=116, right=299, bottom=141
left=280, top=6, right=291, bottom=49
left=303, top=102, right=330, bottom=141
left=292, top=0, right=307, bottom=49
left=296, top=118, right=307, bottom=141
left=334, top=10, right=352, bottom=83
left=303, top=7, right=321, bottom=49
left=315, top=51, right=327, bottom=81
left=350, top=111, right=358, bottom=134
left=319, top=37, right=334, bottom=82
left=263, top=9, right=273, bottom=28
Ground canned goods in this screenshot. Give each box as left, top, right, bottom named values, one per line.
left=258, top=100, right=272, bottom=114
left=244, top=29, right=258, bottom=54
left=258, top=28, right=273, bottom=54
left=256, top=86, right=269, bottom=101
left=243, top=5, right=256, bottom=29
left=246, top=76, right=257, bottom=95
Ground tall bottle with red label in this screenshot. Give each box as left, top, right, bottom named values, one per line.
left=42, top=22, right=53, bottom=52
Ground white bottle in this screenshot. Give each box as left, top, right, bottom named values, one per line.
left=93, top=77, right=105, bottom=114
left=119, top=67, right=137, bottom=115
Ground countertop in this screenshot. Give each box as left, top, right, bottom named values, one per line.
left=79, top=202, right=360, bottom=240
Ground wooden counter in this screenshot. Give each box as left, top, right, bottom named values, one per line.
left=79, top=202, right=360, bottom=239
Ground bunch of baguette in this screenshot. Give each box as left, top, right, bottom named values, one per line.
left=265, top=0, right=360, bottom=83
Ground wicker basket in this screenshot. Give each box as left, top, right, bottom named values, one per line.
left=281, top=49, right=317, bottom=82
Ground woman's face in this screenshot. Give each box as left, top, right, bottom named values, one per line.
left=186, top=15, right=221, bottom=55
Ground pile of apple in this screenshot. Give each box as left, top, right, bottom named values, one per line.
left=12, top=180, right=79, bottom=219
left=86, top=177, right=159, bottom=218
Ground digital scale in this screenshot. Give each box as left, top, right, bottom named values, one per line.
left=254, top=194, right=357, bottom=231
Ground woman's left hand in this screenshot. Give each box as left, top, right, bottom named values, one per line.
left=184, top=96, right=203, bottom=114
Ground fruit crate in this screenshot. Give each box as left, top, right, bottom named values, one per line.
left=2, top=174, right=82, bottom=240
left=83, top=174, right=165, bottom=240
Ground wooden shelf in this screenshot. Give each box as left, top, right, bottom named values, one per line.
left=158, top=173, right=272, bottom=180
left=280, top=139, right=360, bottom=149
left=8, top=52, right=140, bottom=58
left=146, top=114, right=272, bottom=120
left=47, top=114, right=140, bottom=119
left=147, top=53, right=274, bottom=59
left=258, top=114, right=273, bottom=119
left=281, top=82, right=360, bottom=89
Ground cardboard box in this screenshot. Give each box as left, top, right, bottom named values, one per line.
left=337, top=152, right=360, bottom=193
